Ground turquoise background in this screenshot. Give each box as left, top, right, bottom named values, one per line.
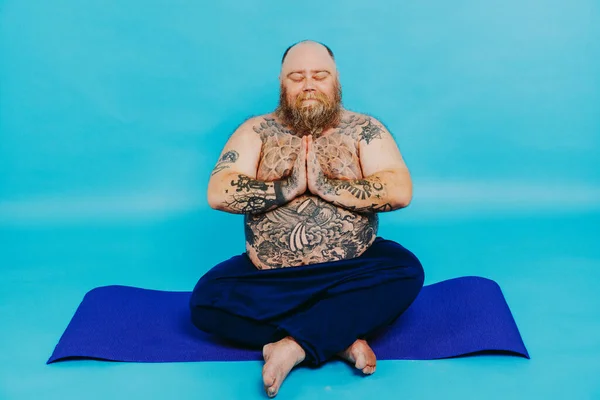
left=1, top=0, right=599, bottom=398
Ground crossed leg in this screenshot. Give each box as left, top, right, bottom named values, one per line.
left=190, top=239, right=424, bottom=397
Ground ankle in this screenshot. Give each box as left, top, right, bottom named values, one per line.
left=282, top=337, right=306, bottom=359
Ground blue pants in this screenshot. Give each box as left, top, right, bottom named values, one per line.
left=189, top=237, right=425, bottom=365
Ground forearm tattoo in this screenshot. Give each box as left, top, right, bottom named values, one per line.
left=211, top=150, right=239, bottom=176
left=231, top=175, right=269, bottom=192
left=318, top=174, right=385, bottom=199
left=224, top=174, right=284, bottom=214
left=333, top=202, right=393, bottom=213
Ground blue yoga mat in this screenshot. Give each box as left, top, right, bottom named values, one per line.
left=47, top=276, right=529, bottom=363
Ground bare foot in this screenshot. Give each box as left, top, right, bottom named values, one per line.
left=262, top=337, right=306, bottom=397
left=338, top=339, right=377, bottom=374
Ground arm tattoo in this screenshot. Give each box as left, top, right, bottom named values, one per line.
left=317, top=173, right=386, bottom=201
left=224, top=174, right=285, bottom=214
left=359, top=118, right=383, bottom=144
left=231, top=175, right=269, bottom=192
left=330, top=179, right=384, bottom=200
left=333, top=202, right=393, bottom=213
left=225, top=193, right=279, bottom=214
left=211, top=150, right=239, bottom=176
left=314, top=171, right=391, bottom=213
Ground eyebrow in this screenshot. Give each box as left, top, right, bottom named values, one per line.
left=286, top=70, right=331, bottom=77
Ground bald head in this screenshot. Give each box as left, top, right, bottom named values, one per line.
left=281, top=41, right=335, bottom=64
left=280, top=41, right=337, bottom=79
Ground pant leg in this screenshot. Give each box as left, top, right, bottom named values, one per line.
left=190, top=306, right=284, bottom=348
left=189, top=253, right=283, bottom=347
left=275, top=264, right=424, bottom=365
left=189, top=237, right=424, bottom=364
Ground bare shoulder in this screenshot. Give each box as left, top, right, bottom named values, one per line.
left=225, top=114, right=276, bottom=142
left=209, top=115, right=273, bottom=177
left=233, top=114, right=269, bottom=134
left=338, top=110, right=392, bottom=145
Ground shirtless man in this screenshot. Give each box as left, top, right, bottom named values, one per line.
left=189, top=40, right=424, bottom=397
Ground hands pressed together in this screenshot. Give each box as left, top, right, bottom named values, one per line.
left=285, top=135, right=329, bottom=200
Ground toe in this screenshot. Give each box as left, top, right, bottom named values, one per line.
left=264, top=377, right=279, bottom=398
left=364, top=363, right=377, bottom=375
left=267, top=386, right=278, bottom=398
left=263, top=363, right=282, bottom=397
left=262, top=366, right=276, bottom=390
left=354, top=353, right=367, bottom=370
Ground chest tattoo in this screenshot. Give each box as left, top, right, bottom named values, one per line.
left=253, top=117, right=363, bottom=181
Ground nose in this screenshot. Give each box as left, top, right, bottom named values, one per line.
left=302, top=78, right=316, bottom=92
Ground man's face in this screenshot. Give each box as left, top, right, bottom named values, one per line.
left=277, top=43, right=342, bottom=134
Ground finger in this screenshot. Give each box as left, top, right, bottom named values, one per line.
left=302, top=140, right=309, bottom=163
left=308, top=139, right=316, bottom=163
left=299, top=138, right=307, bottom=161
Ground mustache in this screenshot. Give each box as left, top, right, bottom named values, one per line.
left=296, top=92, right=328, bottom=104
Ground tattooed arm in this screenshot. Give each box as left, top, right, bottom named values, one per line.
left=207, top=119, right=307, bottom=214
left=307, top=117, right=412, bottom=213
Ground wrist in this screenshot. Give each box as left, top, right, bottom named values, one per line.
left=317, top=182, right=333, bottom=202
left=278, top=174, right=304, bottom=202
left=273, top=180, right=288, bottom=204
left=316, top=171, right=332, bottom=193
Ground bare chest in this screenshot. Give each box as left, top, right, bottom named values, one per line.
left=256, top=133, right=362, bottom=181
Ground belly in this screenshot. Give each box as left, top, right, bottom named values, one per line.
left=244, top=194, right=378, bottom=269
